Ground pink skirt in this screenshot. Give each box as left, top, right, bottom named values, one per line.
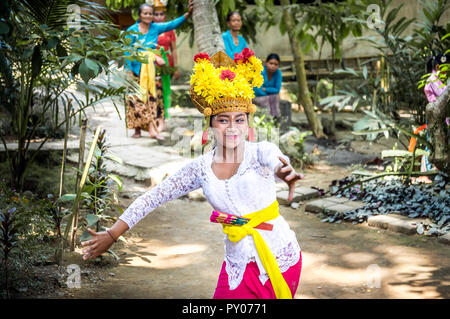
left=213, top=251, right=302, bottom=299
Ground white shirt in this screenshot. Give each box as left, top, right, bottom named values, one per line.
left=119, top=140, right=301, bottom=289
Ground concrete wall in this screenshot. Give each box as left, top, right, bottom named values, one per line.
left=174, top=0, right=450, bottom=72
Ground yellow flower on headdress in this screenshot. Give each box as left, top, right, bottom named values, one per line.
left=190, top=50, right=263, bottom=105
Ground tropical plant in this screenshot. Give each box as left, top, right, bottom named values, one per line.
left=255, top=0, right=327, bottom=138
left=0, top=207, right=18, bottom=298
left=59, top=128, right=123, bottom=257
left=357, top=0, right=450, bottom=123
left=0, top=0, right=141, bottom=191
left=81, top=129, right=123, bottom=234
left=301, top=0, right=366, bottom=132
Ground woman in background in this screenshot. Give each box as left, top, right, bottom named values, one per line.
left=253, top=53, right=282, bottom=119
left=154, top=0, right=180, bottom=132
left=125, top=1, right=192, bottom=139
left=222, top=11, right=248, bottom=60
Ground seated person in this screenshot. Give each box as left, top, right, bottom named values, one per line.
left=253, top=53, right=282, bottom=118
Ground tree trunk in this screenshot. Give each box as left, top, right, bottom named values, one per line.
left=280, top=0, right=325, bottom=139
left=192, top=0, right=225, bottom=56
left=426, top=82, right=450, bottom=175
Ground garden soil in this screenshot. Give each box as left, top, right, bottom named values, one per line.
left=26, top=163, right=450, bottom=299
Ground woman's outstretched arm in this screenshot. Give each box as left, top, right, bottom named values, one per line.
left=81, top=156, right=203, bottom=260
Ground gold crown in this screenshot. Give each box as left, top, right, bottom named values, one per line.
left=149, top=0, right=167, bottom=10
left=189, top=51, right=261, bottom=118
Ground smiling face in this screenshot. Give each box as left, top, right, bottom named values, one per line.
left=139, top=5, right=153, bottom=24
left=153, top=9, right=166, bottom=23
left=211, top=111, right=248, bottom=149
left=227, top=13, right=242, bottom=32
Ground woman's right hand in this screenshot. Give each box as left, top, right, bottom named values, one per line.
left=81, top=228, right=115, bottom=260
left=185, top=0, right=193, bottom=18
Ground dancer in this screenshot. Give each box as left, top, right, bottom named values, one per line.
left=222, top=11, right=248, bottom=60
left=253, top=53, right=283, bottom=119
left=125, top=0, right=192, bottom=139
left=82, top=51, right=303, bottom=299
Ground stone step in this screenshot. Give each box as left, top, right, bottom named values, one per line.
left=367, top=215, right=449, bottom=245
left=277, top=186, right=321, bottom=205
left=367, top=214, right=419, bottom=235
left=305, top=196, right=365, bottom=214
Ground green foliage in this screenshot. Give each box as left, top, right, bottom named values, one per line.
left=0, top=206, right=18, bottom=298
left=253, top=111, right=279, bottom=141
left=0, top=0, right=140, bottom=190
left=358, top=0, right=450, bottom=123
left=0, top=181, right=65, bottom=297
left=320, top=0, right=449, bottom=142
left=61, top=129, right=124, bottom=250
left=82, top=129, right=122, bottom=227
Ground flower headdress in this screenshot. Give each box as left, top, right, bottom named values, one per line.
left=148, top=0, right=168, bottom=10
left=190, top=49, right=264, bottom=144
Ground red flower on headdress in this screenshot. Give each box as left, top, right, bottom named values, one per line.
left=242, top=48, right=255, bottom=61
left=193, top=52, right=210, bottom=62
left=219, top=69, right=236, bottom=81
left=234, top=48, right=255, bottom=63
left=234, top=52, right=244, bottom=63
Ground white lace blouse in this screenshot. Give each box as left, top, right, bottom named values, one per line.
left=119, top=140, right=301, bottom=290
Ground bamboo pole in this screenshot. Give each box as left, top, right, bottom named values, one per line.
left=62, top=125, right=102, bottom=251
left=55, top=99, right=71, bottom=265
left=69, top=125, right=103, bottom=251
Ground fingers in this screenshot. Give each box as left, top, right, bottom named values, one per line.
left=82, top=244, right=99, bottom=260
left=288, top=182, right=296, bottom=201
left=285, top=171, right=298, bottom=181
left=87, top=228, right=97, bottom=235
left=81, top=239, right=93, bottom=247
left=280, top=165, right=293, bottom=173
left=278, top=156, right=289, bottom=167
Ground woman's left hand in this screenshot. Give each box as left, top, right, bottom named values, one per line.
left=276, top=156, right=304, bottom=201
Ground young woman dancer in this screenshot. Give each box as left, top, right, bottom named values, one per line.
left=82, top=50, right=303, bottom=299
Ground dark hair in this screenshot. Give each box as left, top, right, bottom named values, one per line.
left=138, top=3, right=153, bottom=18
left=266, top=53, right=280, bottom=63
left=428, top=53, right=450, bottom=72
left=226, top=11, right=241, bottom=22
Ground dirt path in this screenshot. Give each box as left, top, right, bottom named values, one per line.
left=52, top=165, right=450, bottom=299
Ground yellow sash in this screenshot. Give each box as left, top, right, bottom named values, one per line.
left=139, top=51, right=156, bottom=102
left=222, top=200, right=292, bottom=299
